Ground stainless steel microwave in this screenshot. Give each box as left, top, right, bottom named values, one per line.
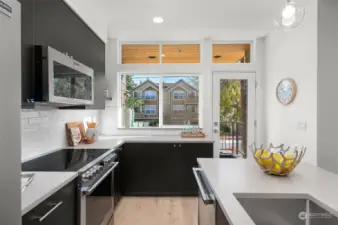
left=34, top=46, right=94, bottom=106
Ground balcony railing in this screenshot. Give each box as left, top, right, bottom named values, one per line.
left=219, top=121, right=247, bottom=158
left=185, top=97, right=198, bottom=104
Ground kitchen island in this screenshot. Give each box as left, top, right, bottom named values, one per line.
left=198, top=158, right=338, bottom=225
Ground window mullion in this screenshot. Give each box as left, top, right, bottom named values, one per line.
left=159, top=44, right=163, bottom=64
left=159, top=76, right=164, bottom=127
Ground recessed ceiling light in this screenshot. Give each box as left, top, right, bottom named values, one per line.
left=153, top=17, right=163, bottom=24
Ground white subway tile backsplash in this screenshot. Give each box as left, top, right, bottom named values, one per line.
left=21, top=111, right=39, bottom=119
left=29, top=117, right=49, bottom=125
left=39, top=111, right=49, bottom=117
left=21, top=109, right=100, bottom=161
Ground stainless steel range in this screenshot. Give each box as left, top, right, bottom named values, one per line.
left=22, top=148, right=120, bottom=225
left=80, top=152, right=119, bottom=225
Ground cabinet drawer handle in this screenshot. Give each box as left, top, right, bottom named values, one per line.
left=31, top=201, right=63, bottom=222
left=174, top=144, right=176, bottom=148
left=179, top=144, right=181, bottom=147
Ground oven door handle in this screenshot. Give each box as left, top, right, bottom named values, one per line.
left=192, top=167, right=213, bottom=205
left=81, top=162, right=119, bottom=195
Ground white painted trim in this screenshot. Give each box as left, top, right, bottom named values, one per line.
left=159, top=44, right=163, bottom=64
left=159, top=76, right=164, bottom=126
left=212, top=72, right=256, bottom=158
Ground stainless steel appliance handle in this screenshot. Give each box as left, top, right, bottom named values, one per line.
left=192, top=168, right=213, bottom=204
left=82, top=162, right=119, bottom=195
left=31, top=201, right=63, bottom=222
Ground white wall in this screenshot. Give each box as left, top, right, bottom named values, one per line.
left=256, top=37, right=267, bottom=146
left=317, top=0, right=338, bottom=174
left=21, top=109, right=99, bottom=161
left=264, top=0, right=318, bottom=164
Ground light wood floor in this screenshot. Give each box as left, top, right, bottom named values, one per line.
left=112, top=197, right=198, bottom=225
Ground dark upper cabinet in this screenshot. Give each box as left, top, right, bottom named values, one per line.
left=20, top=0, right=105, bottom=109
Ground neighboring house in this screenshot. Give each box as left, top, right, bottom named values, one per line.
left=132, top=79, right=199, bottom=125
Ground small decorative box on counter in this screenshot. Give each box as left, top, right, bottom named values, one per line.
left=180, top=126, right=206, bottom=138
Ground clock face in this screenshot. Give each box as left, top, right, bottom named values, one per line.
left=277, top=79, right=296, bottom=104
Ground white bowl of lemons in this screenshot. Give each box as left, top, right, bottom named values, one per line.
left=251, top=144, right=306, bottom=176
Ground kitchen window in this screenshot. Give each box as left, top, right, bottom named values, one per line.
left=173, top=90, right=186, bottom=100
left=145, top=105, right=156, bottom=115
left=144, top=90, right=157, bottom=100
left=119, top=74, right=200, bottom=128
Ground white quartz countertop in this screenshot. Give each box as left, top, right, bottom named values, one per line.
left=21, top=172, right=78, bottom=216
left=69, top=135, right=214, bottom=149
left=197, top=158, right=338, bottom=225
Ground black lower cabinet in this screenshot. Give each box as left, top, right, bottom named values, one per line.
left=179, top=143, right=214, bottom=195
left=22, top=178, right=78, bottom=225
left=120, top=143, right=213, bottom=196
left=216, top=200, right=230, bottom=225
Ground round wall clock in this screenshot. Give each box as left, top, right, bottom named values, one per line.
left=276, top=78, right=297, bottom=105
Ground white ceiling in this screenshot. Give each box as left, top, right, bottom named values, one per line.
left=70, top=0, right=311, bottom=39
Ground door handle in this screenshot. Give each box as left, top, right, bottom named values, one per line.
left=31, top=201, right=63, bottom=222
left=213, top=129, right=218, bottom=133
left=213, top=122, right=218, bottom=126
left=192, top=168, right=213, bottom=204
left=81, top=162, right=119, bottom=195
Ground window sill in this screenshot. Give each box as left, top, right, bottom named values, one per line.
left=118, top=126, right=202, bottom=130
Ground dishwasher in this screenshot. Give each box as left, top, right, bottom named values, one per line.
left=193, top=167, right=216, bottom=225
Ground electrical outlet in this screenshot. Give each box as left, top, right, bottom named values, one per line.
left=297, top=121, right=307, bottom=131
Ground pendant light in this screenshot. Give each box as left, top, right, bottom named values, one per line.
left=274, top=0, right=306, bottom=29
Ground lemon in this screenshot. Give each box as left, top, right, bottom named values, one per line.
left=255, top=150, right=272, bottom=169
left=271, top=163, right=281, bottom=174
left=282, top=153, right=296, bottom=174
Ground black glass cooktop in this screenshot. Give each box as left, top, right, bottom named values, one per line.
left=22, top=149, right=111, bottom=172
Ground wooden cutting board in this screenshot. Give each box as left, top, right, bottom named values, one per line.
left=65, top=121, right=86, bottom=146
